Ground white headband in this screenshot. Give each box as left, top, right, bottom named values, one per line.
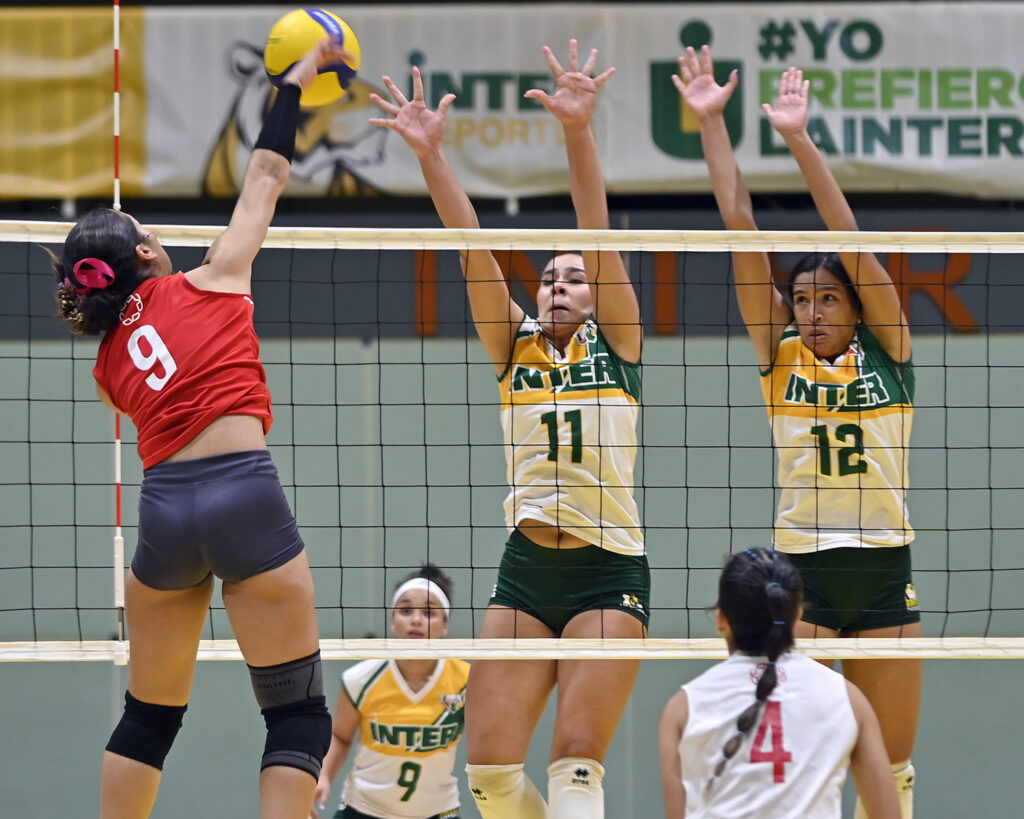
left=391, top=578, right=451, bottom=618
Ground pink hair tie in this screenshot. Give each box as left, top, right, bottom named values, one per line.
left=69, top=257, right=115, bottom=295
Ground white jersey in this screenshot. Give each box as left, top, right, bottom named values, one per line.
left=680, top=652, right=857, bottom=819
left=762, top=325, right=914, bottom=554
left=499, top=317, right=643, bottom=555
left=339, top=658, right=469, bottom=819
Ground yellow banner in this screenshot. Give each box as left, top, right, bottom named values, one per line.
left=0, top=7, right=146, bottom=199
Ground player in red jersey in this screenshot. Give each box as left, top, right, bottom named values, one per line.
left=50, top=39, right=351, bottom=819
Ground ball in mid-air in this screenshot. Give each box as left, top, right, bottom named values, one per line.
left=264, top=8, right=361, bottom=107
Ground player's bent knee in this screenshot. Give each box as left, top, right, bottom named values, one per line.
left=466, top=763, right=547, bottom=819
left=249, top=649, right=332, bottom=779
left=548, top=757, right=605, bottom=818
left=105, top=690, right=187, bottom=771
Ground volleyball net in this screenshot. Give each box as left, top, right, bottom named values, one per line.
left=2, top=222, right=1023, bottom=661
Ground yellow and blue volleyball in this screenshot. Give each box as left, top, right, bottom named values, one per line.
left=264, top=8, right=361, bottom=107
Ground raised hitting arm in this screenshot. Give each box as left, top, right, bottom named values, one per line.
left=765, top=68, right=910, bottom=362
left=197, top=39, right=353, bottom=294
left=370, top=68, right=522, bottom=370
left=675, top=46, right=790, bottom=368
left=525, top=40, right=640, bottom=361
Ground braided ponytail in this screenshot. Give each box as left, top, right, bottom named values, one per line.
left=707, top=548, right=802, bottom=789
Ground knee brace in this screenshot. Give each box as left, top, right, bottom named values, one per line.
left=465, top=762, right=547, bottom=819
left=105, top=690, right=187, bottom=771
left=548, top=757, right=606, bottom=819
left=249, top=650, right=332, bottom=779
left=893, top=760, right=915, bottom=818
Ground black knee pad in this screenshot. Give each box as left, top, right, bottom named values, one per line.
left=105, top=691, right=187, bottom=771
left=250, top=650, right=332, bottom=779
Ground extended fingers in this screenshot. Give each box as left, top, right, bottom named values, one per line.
left=780, top=66, right=804, bottom=97
left=542, top=45, right=565, bottom=77
left=677, top=54, right=694, bottom=85
left=699, top=44, right=715, bottom=76
left=437, top=92, right=456, bottom=118
left=314, top=43, right=355, bottom=69
left=567, top=38, right=579, bottom=72
left=381, top=74, right=410, bottom=106
left=681, top=47, right=701, bottom=82
left=368, top=92, right=398, bottom=117
left=593, top=65, right=615, bottom=88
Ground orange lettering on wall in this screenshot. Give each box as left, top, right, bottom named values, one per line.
left=495, top=249, right=541, bottom=302
left=654, top=252, right=677, bottom=334
left=415, top=249, right=541, bottom=336
left=415, top=250, right=438, bottom=336
left=888, top=253, right=978, bottom=333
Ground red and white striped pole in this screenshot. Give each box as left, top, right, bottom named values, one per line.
left=112, top=0, right=127, bottom=665
left=112, top=0, right=122, bottom=212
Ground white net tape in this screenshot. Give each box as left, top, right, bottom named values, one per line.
left=4, top=637, right=1024, bottom=663
left=3, top=219, right=1024, bottom=253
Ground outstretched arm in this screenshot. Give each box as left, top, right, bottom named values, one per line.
left=370, top=68, right=522, bottom=371
left=525, top=40, right=640, bottom=361
left=675, top=46, right=789, bottom=368
left=766, top=68, right=910, bottom=362
left=196, top=39, right=354, bottom=294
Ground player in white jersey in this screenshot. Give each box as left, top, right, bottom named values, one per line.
left=371, top=40, right=646, bottom=819
left=312, top=565, right=469, bottom=819
left=677, top=48, right=920, bottom=817
left=658, top=548, right=899, bottom=818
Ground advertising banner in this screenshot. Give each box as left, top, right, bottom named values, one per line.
left=3, top=4, right=1024, bottom=199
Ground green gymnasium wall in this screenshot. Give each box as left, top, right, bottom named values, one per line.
left=1, top=332, right=1022, bottom=817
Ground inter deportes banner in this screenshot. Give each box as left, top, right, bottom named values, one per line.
left=3, top=3, right=1024, bottom=199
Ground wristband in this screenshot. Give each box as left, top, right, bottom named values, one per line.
left=254, top=83, right=302, bottom=162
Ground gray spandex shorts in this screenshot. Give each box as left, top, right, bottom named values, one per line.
left=133, top=449, right=305, bottom=590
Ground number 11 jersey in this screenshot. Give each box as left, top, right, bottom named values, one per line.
left=498, top=317, right=643, bottom=556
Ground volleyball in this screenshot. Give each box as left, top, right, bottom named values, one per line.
left=264, top=8, right=361, bottom=107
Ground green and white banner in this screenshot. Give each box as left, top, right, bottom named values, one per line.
left=4, top=4, right=1024, bottom=199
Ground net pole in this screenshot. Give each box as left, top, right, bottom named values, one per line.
left=112, top=0, right=122, bottom=213
left=111, top=0, right=128, bottom=667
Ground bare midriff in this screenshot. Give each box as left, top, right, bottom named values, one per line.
left=517, top=518, right=591, bottom=550
left=165, top=415, right=267, bottom=462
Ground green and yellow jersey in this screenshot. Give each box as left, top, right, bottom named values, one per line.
left=339, top=658, right=469, bottom=818
left=762, top=325, right=914, bottom=553
left=498, top=317, right=643, bottom=556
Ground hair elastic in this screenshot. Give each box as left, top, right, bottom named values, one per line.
left=69, top=258, right=116, bottom=293
left=772, top=620, right=786, bottom=626
left=765, top=581, right=781, bottom=592
left=391, top=577, right=450, bottom=618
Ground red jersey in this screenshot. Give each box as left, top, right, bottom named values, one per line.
left=93, top=273, right=273, bottom=469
